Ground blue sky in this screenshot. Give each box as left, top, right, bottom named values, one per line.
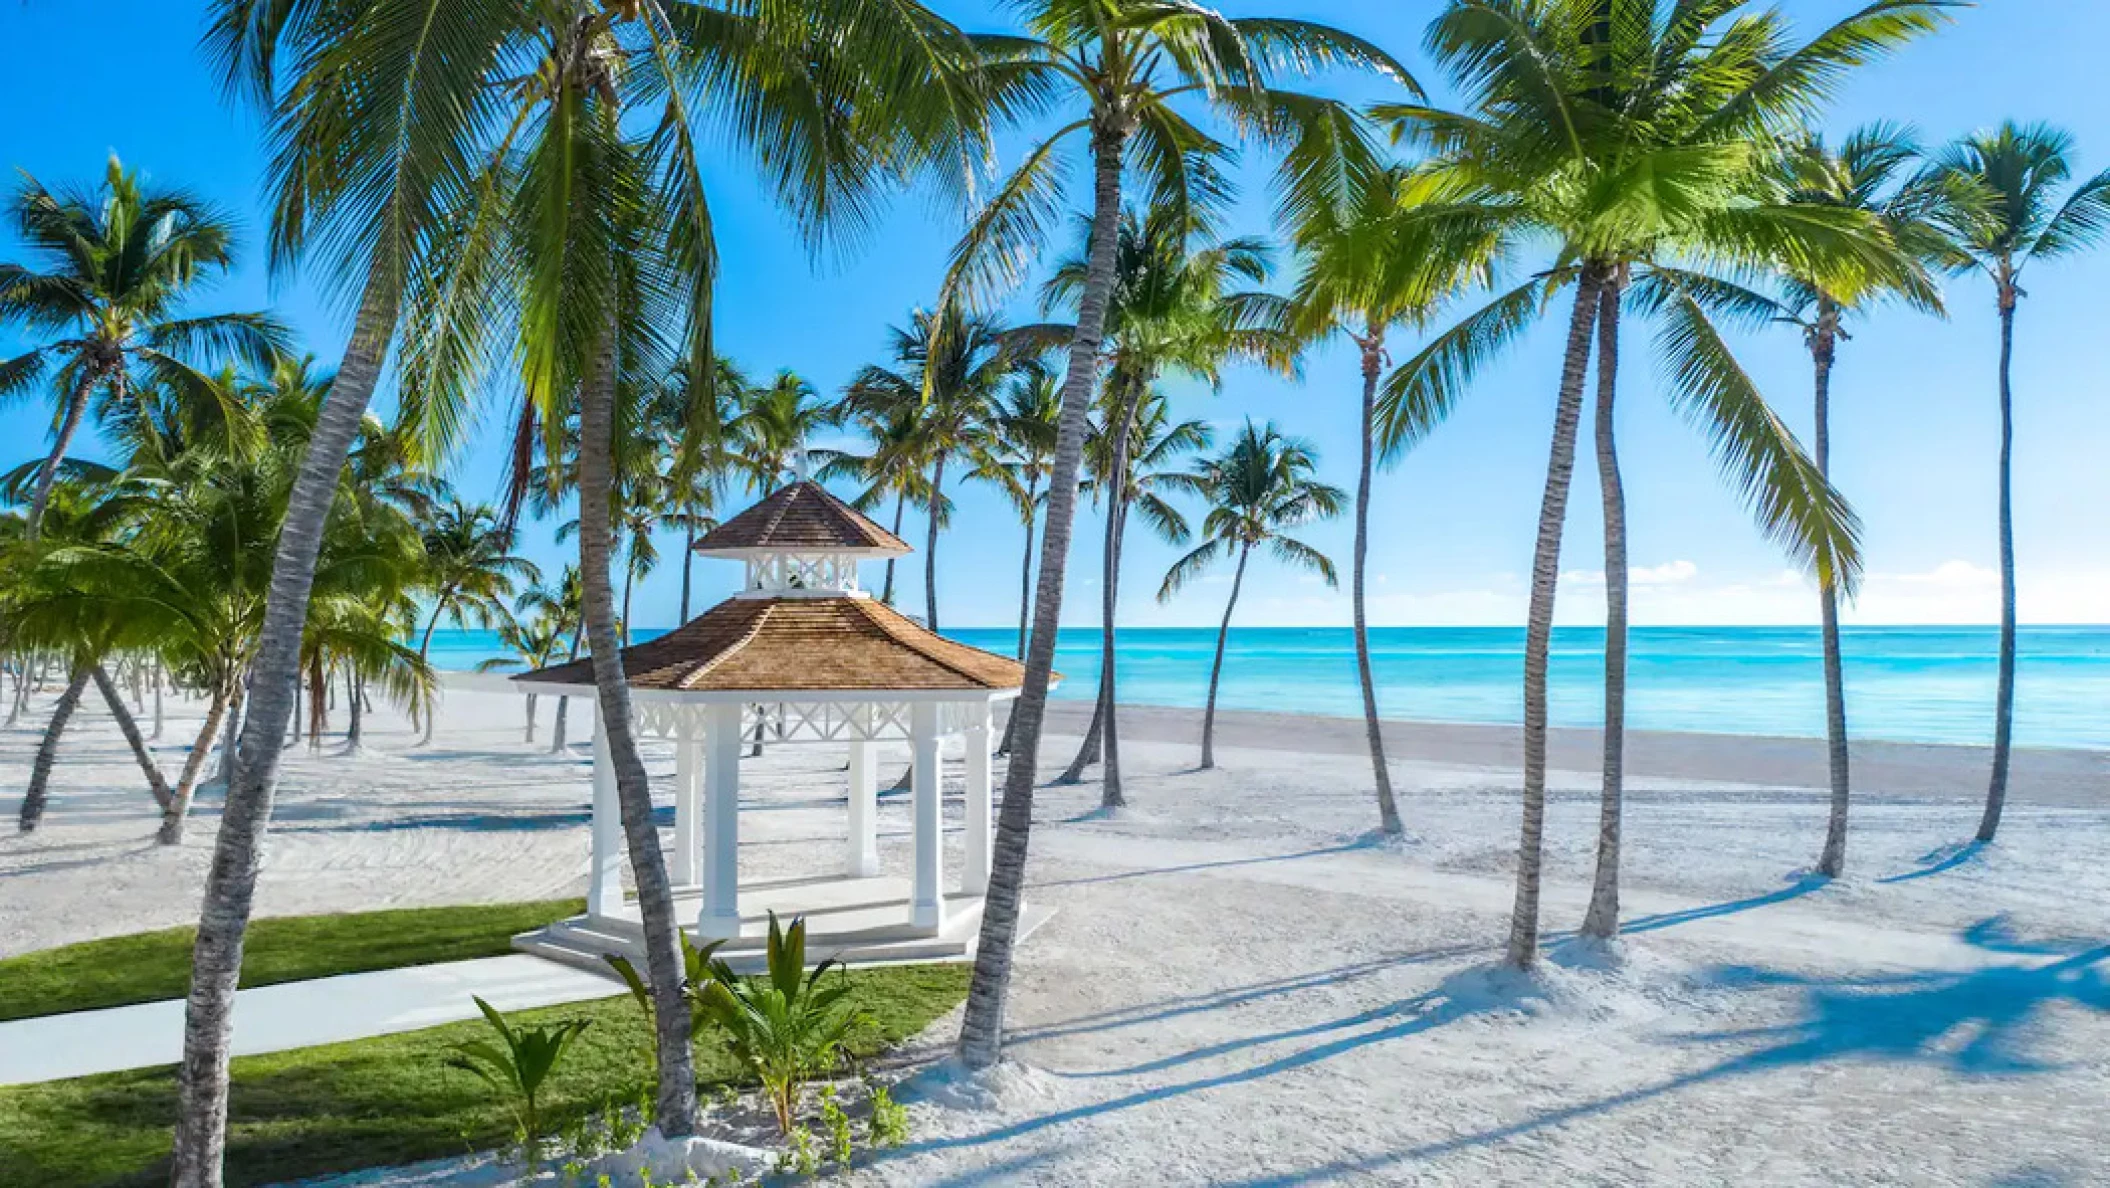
left=3, top=1, right=2106, bottom=631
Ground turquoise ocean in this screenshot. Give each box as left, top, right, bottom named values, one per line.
left=424, top=625, right=2110, bottom=751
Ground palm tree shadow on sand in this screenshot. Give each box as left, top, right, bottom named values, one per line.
left=1210, top=916, right=2110, bottom=1185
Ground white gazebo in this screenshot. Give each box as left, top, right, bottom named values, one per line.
left=504, top=481, right=1050, bottom=971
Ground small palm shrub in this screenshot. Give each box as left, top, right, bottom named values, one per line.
left=446, top=996, right=591, bottom=1168
left=690, top=913, right=862, bottom=1135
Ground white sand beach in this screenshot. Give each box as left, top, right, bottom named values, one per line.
left=4, top=688, right=2107, bottom=1185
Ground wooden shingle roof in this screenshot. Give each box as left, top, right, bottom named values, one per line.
left=694, top=482, right=909, bottom=555
left=515, top=596, right=1032, bottom=692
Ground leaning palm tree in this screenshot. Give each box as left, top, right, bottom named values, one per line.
left=1772, top=125, right=1955, bottom=874
left=1158, top=421, right=1341, bottom=769
left=477, top=612, right=570, bottom=742
left=842, top=302, right=1024, bottom=632
left=0, top=156, right=286, bottom=538
left=1044, top=207, right=1292, bottom=804
left=1927, top=121, right=2110, bottom=845
left=944, top=0, right=1416, bottom=1071
left=186, top=0, right=1001, bottom=1170
left=1282, top=125, right=1501, bottom=837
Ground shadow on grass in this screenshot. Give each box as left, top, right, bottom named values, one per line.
left=1210, top=918, right=2110, bottom=1185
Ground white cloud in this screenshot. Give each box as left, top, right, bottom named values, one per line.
left=1559, top=559, right=1700, bottom=587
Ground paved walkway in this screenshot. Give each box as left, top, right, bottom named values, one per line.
left=0, top=955, right=619, bottom=1085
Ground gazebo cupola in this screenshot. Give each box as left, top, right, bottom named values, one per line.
left=696, top=480, right=910, bottom=600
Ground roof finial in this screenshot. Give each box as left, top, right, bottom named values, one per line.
left=791, top=442, right=811, bottom=483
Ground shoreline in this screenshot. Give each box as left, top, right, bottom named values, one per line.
left=1034, top=700, right=2110, bottom=804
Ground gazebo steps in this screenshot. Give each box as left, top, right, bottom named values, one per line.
left=511, top=876, right=1052, bottom=977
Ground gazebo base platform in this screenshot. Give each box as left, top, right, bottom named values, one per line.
left=511, top=874, right=1052, bottom=977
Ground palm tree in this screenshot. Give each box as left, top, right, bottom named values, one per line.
left=730, top=371, right=836, bottom=493
left=653, top=361, right=741, bottom=622
left=0, top=157, right=287, bottom=538
left=842, top=303, right=1023, bottom=631
left=478, top=612, right=569, bottom=741
left=518, top=567, right=587, bottom=754
left=1158, top=421, right=1341, bottom=769
left=943, top=0, right=1415, bottom=1070
left=982, top=373, right=1063, bottom=660
left=814, top=402, right=933, bottom=605
left=1927, top=121, right=2110, bottom=845
left=1378, top=0, right=1936, bottom=964
left=189, top=0, right=1000, bottom=1167
left=1058, top=388, right=1212, bottom=795
left=1044, top=208, right=1291, bottom=804
left=1772, top=125, right=1954, bottom=875
left=412, top=500, right=537, bottom=742
left=1282, top=126, right=1501, bottom=836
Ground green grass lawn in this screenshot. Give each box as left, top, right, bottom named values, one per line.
left=0, top=899, right=585, bottom=1023
left=0, top=962, right=970, bottom=1187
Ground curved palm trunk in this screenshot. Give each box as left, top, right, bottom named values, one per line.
left=579, top=322, right=698, bottom=1136
left=93, top=663, right=171, bottom=810
left=416, top=604, right=446, bottom=746
left=1979, top=288, right=2019, bottom=844
left=926, top=453, right=948, bottom=632
left=958, top=120, right=1127, bottom=1070
left=160, top=685, right=233, bottom=847
left=1354, top=332, right=1401, bottom=836
left=1057, top=670, right=1106, bottom=783
left=18, top=665, right=90, bottom=832
left=1200, top=545, right=1252, bottom=771
left=170, top=280, right=398, bottom=1187
left=621, top=559, right=637, bottom=647
left=679, top=520, right=697, bottom=623
left=1582, top=283, right=1627, bottom=940
left=882, top=493, right=907, bottom=604
left=214, top=680, right=247, bottom=789
left=308, top=654, right=328, bottom=753
left=25, top=362, right=103, bottom=540
left=1507, top=270, right=1605, bottom=971
left=1812, top=306, right=1851, bottom=877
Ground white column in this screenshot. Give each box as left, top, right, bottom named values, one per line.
left=587, top=702, right=624, bottom=921
left=672, top=712, right=701, bottom=887
left=962, top=702, right=993, bottom=895
left=699, top=702, right=743, bottom=940
left=847, top=736, right=880, bottom=878
left=909, top=702, right=945, bottom=930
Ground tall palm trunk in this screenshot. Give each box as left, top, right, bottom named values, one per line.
left=1506, top=269, right=1605, bottom=971
left=959, top=118, right=1127, bottom=1071
left=170, top=279, right=398, bottom=1187
left=214, top=679, right=247, bottom=788
left=621, top=558, right=636, bottom=647
left=1099, top=384, right=1141, bottom=808
left=1200, top=544, right=1252, bottom=770
left=996, top=491, right=1039, bottom=758
left=308, top=654, right=329, bottom=754
left=679, top=521, right=697, bottom=622
left=882, top=493, right=906, bottom=604
left=345, top=668, right=364, bottom=751
left=1354, top=331, right=1401, bottom=836
left=1582, top=282, right=1627, bottom=940
left=579, top=321, right=698, bottom=1136
left=1979, top=281, right=2019, bottom=844
left=160, top=685, right=233, bottom=847
left=925, top=453, right=947, bottom=631
left=1812, top=302, right=1852, bottom=876
left=25, top=362, right=104, bottom=540
left=93, top=663, right=171, bottom=810
left=18, top=665, right=90, bottom=832
left=152, top=660, right=164, bottom=739
left=524, top=692, right=539, bottom=743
